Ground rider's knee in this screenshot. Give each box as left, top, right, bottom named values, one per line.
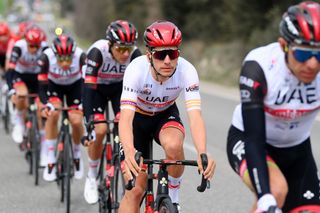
left=163, top=139, right=183, bottom=159
left=95, top=124, right=107, bottom=137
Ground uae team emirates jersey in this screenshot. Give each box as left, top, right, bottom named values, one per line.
left=120, top=55, right=201, bottom=115
left=232, top=42, right=320, bottom=148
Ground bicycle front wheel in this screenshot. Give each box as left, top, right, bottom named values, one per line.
left=63, top=133, right=72, bottom=213
left=158, top=197, right=176, bottom=213
left=31, top=125, right=40, bottom=186
left=112, top=164, right=125, bottom=212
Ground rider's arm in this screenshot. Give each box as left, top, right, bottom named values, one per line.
left=119, top=108, right=136, bottom=153
left=83, top=47, right=102, bottom=122
left=6, top=46, right=21, bottom=89
left=240, top=60, right=269, bottom=199
left=37, top=53, right=49, bottom=104
left=187, top=109, right=206, bottom=154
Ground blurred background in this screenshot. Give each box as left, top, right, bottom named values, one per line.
left=0, top=0, right=306, bottom=87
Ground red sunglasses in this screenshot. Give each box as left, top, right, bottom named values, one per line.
left=152, top=49, right=180, bottom=60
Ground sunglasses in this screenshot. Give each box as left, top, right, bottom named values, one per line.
left=114, top=45, right=133, bottom=54
left=152, top=49, right=180, bottom=60
left=57, top=55, right=73, bottom=62
left=291, top=46, right=320, bottom=63
left=28, top=44, right=40, bottom=49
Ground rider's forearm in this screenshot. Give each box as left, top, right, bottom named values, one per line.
left=119, top=117, right=135, bottom=153
left=189, top=111, right=207, bottom=154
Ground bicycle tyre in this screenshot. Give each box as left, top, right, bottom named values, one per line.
left=3, top=95, right=10, bottom=134
left=31, top=123, right=40, bottom=186
left=27, top=128, right=33, bottom=175
left=63, top=133, right=72, bottom=213
left=112, top=163, right=125, bottom=212
left=98, top=181, right=109, bottom=213
left=158, top=197, right=176, bottom=213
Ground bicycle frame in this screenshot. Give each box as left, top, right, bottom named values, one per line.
left=127, top=142, right=209, bottom=213
left=55, top=106, right=75, bottom=213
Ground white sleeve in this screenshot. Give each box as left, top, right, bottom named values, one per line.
left=183, top=61, right=201, bottom=111
left=120, top=61, right=139, bottom=111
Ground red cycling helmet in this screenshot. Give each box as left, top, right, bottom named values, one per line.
left=144, top=21, right=182, bottom=49
left=52, top=34, right=76, bottom=56
left=25, top=26, right=46, bottom=45
left=280, top=1, right=320, bottom=46
left=0, top=22, right=10, bottom=36
left=106, top=20, right=138, bottom=46
left=18, top=21, right=32, bottom=37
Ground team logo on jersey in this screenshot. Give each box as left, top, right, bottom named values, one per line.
left=240, top=89, right=251, bottom=102
left=239, top=76, right=260, bottom=89
left=303, top=190, right=314, bottom=200
left=146, top=96, right=169, bottom=103
left=186, top=84, right=199, bottom=92
left=140, top=87, right=151, bottom=95
left=274, top=82, right=317, bottom=105
left=102, top=63, right=126, bottom=73
left=232, top=140, right=245, bottom=161
left=86, top=59, right=99, bottom=67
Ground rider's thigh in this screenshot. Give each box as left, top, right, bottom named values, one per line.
left=68, top=110, right=83, bottom=127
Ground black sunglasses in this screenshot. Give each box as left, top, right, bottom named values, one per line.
left=152, top=49, right=180, bottom=60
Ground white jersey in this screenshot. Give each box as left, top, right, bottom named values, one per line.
left=43, top=47, right=84, bottom=85
left=232, top=42, right=320, bottom=147
left=120, top=55, right=201, bottom=115
left=85, top=39, right=138, bottom=85
left=11, top=39, right=47, bottom=74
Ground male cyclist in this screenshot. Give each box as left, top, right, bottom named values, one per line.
left=6, top=25, right=47, bottom=145
left=38, top=34, right=86, bottom=182
left=118, top=21, right=215, bottom=213
left=82, top=20, right=142, bottom=204
left=226, top=1, right=320, bottom=213
left=0, top=22, right=12, bottom=72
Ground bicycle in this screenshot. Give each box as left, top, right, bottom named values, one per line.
left=0, top=81, right=13, bottom=134
left=19, top=93, right=41, bottom=186
left=126, top=141, right=210, bottom=213
left=83, top=105, right=125, bottom=213
left=53, top=105, right=79, bottom=213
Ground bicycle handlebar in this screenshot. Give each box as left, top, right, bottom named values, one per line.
left=125, top=152, right=210, bottom=192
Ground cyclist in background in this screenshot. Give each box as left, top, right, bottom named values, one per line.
left=5, top=21, right=32, bottom=71
left=38, top=34, right=86, bottom=182
left=82, top=20, right=141, bottom=204
left=6, top=25, right=47, bottom=145
left=226, top=1, right=320, bottom=212
left=118, top=21, right=215, bottom=213
left=0, top=22, right=12, bottom=71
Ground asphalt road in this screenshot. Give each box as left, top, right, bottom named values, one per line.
left=0, top=82, right=320, bottom=213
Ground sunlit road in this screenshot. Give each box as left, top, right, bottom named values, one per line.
left=1, top=82, right=320, bottom=213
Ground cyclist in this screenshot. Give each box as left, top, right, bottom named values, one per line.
left=38, top=34, right=86, bottom=182
left=226, top=1, right=320, bottom=212
left=6, top=25, right=47, bottom=145
left=82, top=19, right=142, bottom=204
left=5, top=21, right=31, bottom=71
left=0, top=22, right=12, bottom=71
left=118, top=21, right=215, bottom=213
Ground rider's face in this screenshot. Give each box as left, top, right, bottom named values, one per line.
left=279, top=38, right=320, bottom=84
left=147, top=47, right=179, bottom=78
left=111, top=44, right=133, bottom=64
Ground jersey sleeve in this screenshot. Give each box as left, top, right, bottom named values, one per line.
left=120, top=61, right=139, bottom=111
left=37, top=53, right=49, bottom=104
left=183, top=61, right=201, bottom=111
left=8, top=46, right=21, bottom=70
left=240, top=60, right=270, bottom=198
left=84, top=47, right=103, bottom=88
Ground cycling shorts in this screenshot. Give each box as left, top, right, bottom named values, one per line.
left=226, top=125, right=320, bottom=212
left=91, top=81, right=122, bottom=119
left=12, top=71, right=38, bottom=94
left=47, top=79, right=83, bottom=107
left=133, top=103, right=184, bottom=159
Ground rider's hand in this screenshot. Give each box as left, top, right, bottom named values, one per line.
left=124, top=148, right=141, bottom=177
left=256, top=194, right=280, bottom=213
left=197, top=153, right=216, bottom=180
left=81, top=130, right=96, bottom=147
left=41, top=102, right=54, bottom=118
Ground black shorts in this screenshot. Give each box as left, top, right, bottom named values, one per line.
left=133, top=103, right=184, bottom=159
left=47, top=79, right=83, bottom=107
left=92, top=82, right=123, bottom=118
left=12, top=71, right=38, bottom=94
left=0, top=54, right=5, bottom=69
left=226, top=125, right=320, bottom=212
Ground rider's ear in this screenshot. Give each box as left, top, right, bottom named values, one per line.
left=278, top=37, right=289, bottom=53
